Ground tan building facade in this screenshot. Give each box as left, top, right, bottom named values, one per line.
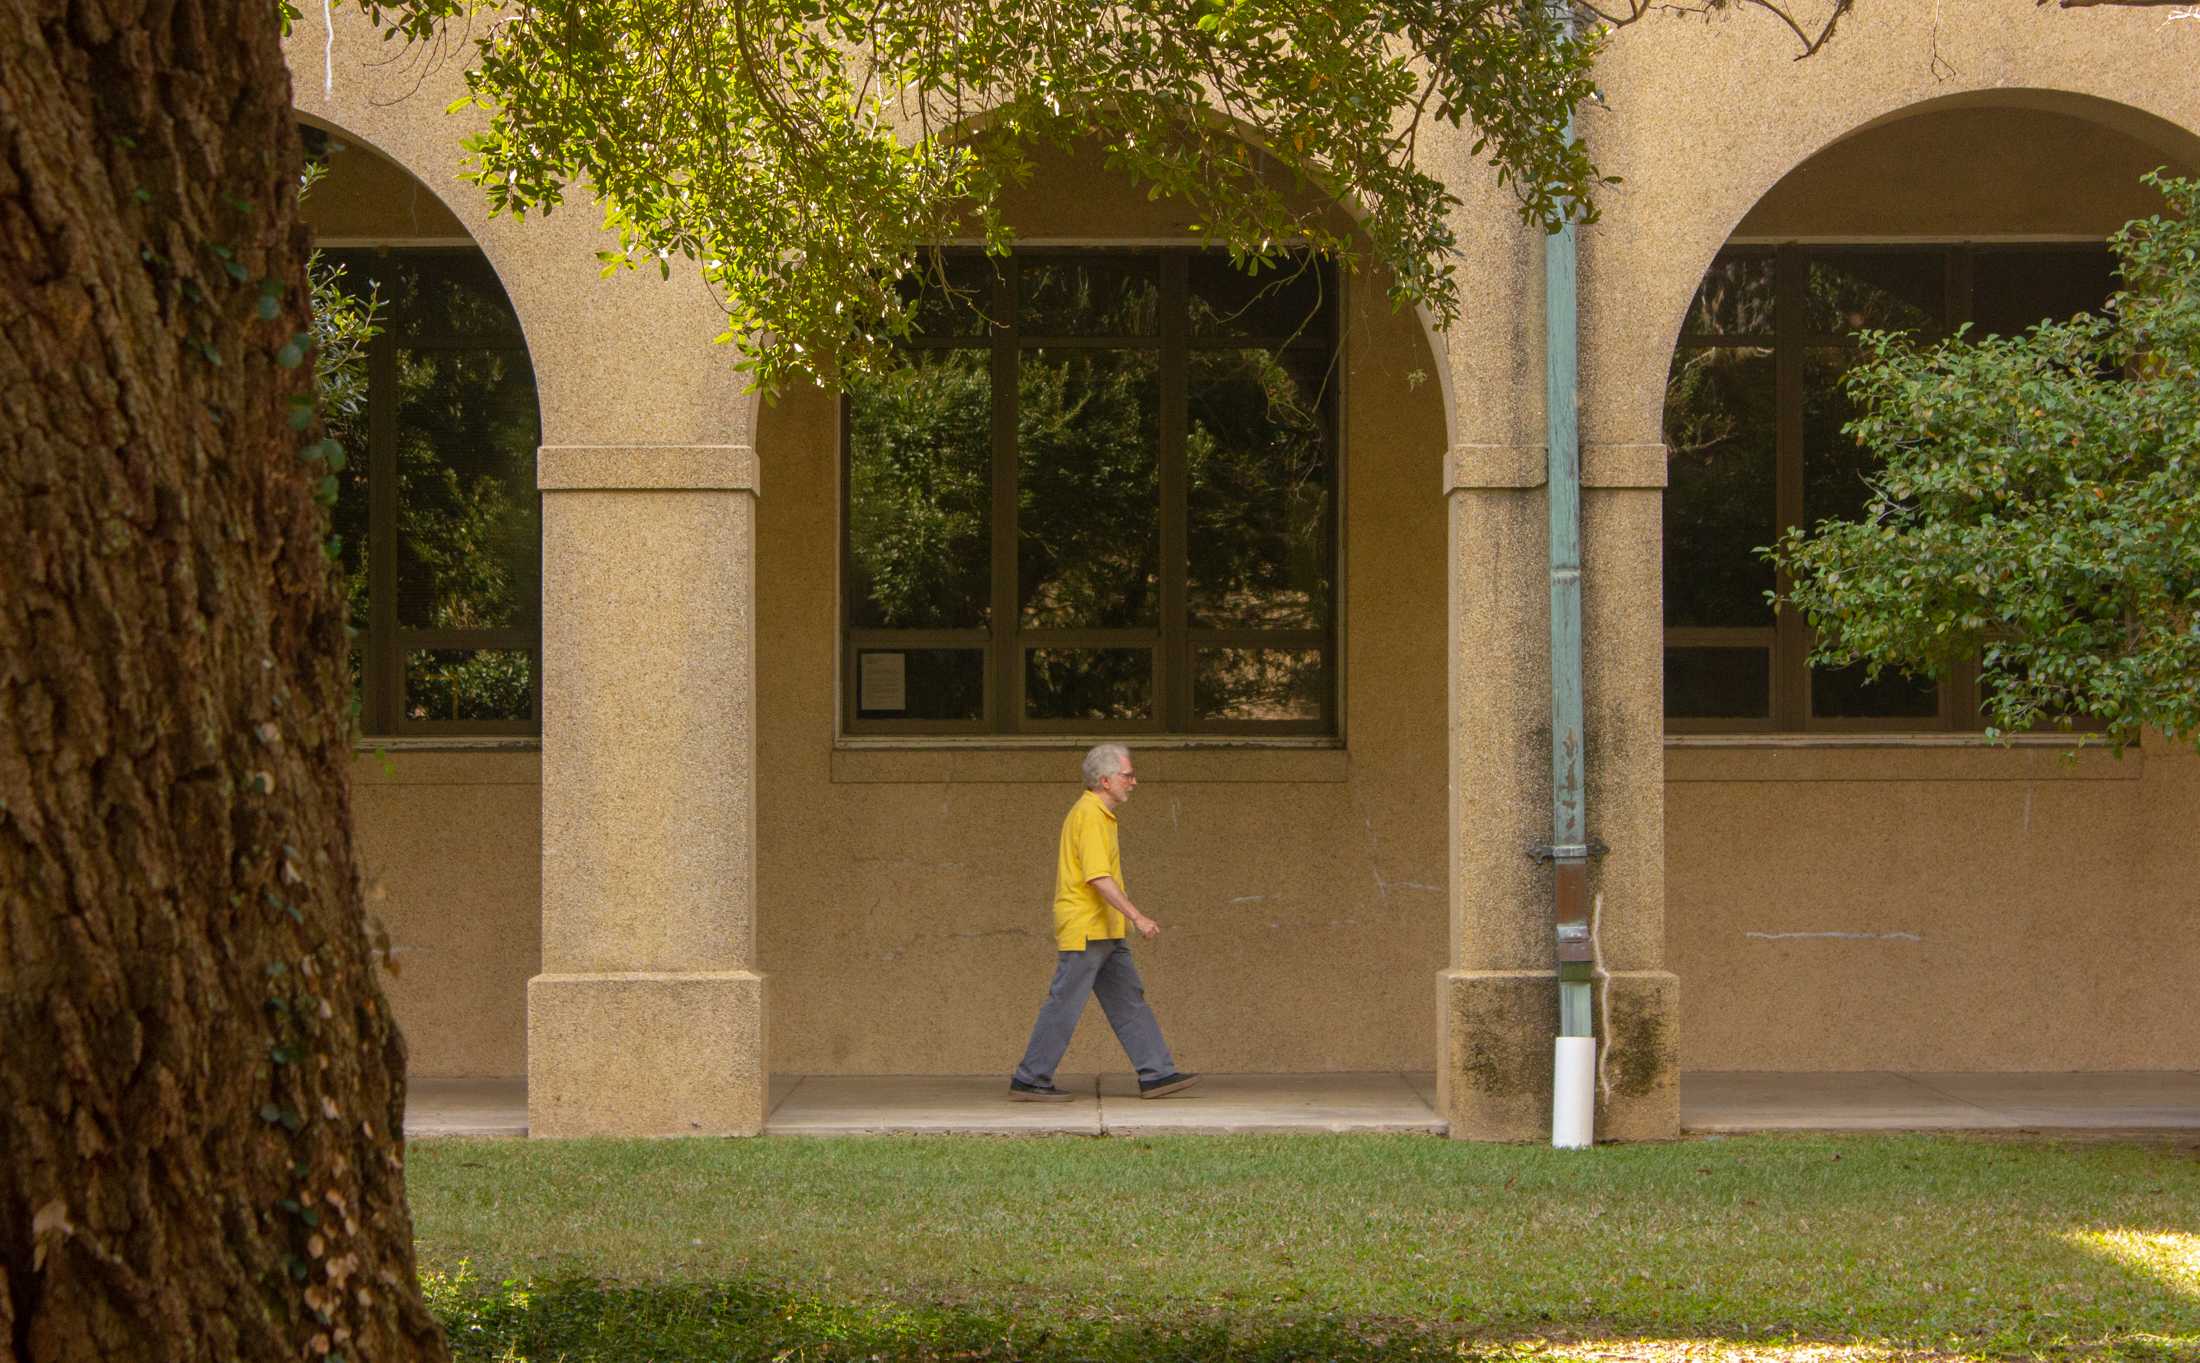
left=292, top=3, right=2200, bottom=1141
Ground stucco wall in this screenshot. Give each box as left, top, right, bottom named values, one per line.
left=1733, top=105, right=2183, bottom=242
left=300, top=120, right=468, bottom=240
left=1667, top=740, right=2200, bottom=1070
left=350, top=752, right=540, bottom=1077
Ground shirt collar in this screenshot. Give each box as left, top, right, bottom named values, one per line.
left=1081, top=789, right=1118, bottom=822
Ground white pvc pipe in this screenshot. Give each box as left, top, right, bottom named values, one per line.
left=1552, top=1036, right=1596, bottom=1148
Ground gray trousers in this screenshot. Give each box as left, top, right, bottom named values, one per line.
left=1012, top=936, right=1176, bottom=1086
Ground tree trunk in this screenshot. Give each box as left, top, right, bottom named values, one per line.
left=0, top=0, right=448, bottom=1358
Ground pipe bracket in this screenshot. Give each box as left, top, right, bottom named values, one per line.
left=1526, top=838, right=1609, bottom=864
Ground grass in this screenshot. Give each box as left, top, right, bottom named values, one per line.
left=408, top=1132, right=2200, bottom=1361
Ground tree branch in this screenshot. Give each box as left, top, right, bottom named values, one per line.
left=1580, top=0, right=1858, bottom=58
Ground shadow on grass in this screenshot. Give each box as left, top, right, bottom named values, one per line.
left=425, top=1269, right=2200, bottom=1363
left=429, top=1271, right=1493, bottom=1362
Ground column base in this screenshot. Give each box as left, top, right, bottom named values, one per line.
left=528, top=970, right=767, bottom=1137
left=1436, top=968, right=1679, bottom=1142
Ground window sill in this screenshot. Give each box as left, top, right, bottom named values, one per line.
left=831, top=735, right=1347, bottom=784
left=1664, top=731, right=2137, bottom=783
left=352, top=736, right=543, bottom=753
left=347, top=739, right=542, bottom=788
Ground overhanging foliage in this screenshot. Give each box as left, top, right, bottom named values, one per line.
left=346, top=0, right=1605, bottom=392
left=1771, top=175, right=2200, bottom=752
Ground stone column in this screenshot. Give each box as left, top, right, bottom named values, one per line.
left=1438, top=442, right=1563, bottom=1141
left=1576, top=447, right=1682, bottom=1142
left=1431, top=142, right=1682, bottom=1139
left=527, top=445, right=766, bottom=1137
left=1437, top=441, right=1681, bottom=1142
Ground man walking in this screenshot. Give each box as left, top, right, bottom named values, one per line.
left=1009, top=743, right=1199, bottom=1102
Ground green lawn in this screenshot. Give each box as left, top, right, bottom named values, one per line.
left=408, top=1132, right=2200, bottom=1361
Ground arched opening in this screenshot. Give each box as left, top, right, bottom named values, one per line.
left=1660, top=93, right=2200, bottom=1096
left=750, top=137, right=1455, bottom=1123
left=303, top=118, right=545, bottom=1114
left=1661, top=95, right=2195, bottom=735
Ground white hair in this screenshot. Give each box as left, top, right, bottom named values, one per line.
left=1081, top=743, right=1131, bottom=790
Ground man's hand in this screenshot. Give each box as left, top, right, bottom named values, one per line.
left=1090, top=876, right=1161, bottom=940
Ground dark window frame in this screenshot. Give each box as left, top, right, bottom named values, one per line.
left=324, top=246, right=544, bottom=739
left=1665, top=242, right=2112, bottom=733
left=840, top=248, right=1342, bottom=738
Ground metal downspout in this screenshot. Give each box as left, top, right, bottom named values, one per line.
left=1541, top=1, right=1600, bottom=1129
left=1544, top=200, right=1595, bottom=1036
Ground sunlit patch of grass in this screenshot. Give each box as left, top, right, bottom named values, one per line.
left=1507, top=1344, right=1971, bottom=1362
left=2068, top=1228, right=2200, bottom=1298
left=2061, top=1228, right=2200, bottom=1363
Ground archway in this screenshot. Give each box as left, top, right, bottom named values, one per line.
left=300, top=118, right=546, bottom=1108
left=1656, top=92, right=2200, bottom=1096
left=750, top=137, right=1456, bottom=1114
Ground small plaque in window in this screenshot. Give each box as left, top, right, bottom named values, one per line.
left=859, top=651, right=907, bottom=713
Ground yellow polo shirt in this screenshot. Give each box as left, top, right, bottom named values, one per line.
left=1052, top=790, right=1127, bottom=950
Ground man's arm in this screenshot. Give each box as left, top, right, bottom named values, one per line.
left=1088, top=876, right=1159, bottom=939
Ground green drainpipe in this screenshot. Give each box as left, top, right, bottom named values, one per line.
left=1540, top=1, right=1602, bottom=1139
left=1543, top=174, right=1594, bottom=1034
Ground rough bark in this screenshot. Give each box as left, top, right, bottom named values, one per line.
left=0, top=0, right=448, bottom=1358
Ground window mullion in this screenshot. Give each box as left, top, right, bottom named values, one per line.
left=368, top=326, right=400, bottom=736
left=839, top=357, right=857, bottom=733
left=1773, top=248, right=1807, bottom=731
left=1947, top=247, right=1978, bottom=731
left=990, top=261, right=1020, bottom=734
left=1160, top=254, right=1189, bottom=732
left=1323, top=265, right=1344, bottom=734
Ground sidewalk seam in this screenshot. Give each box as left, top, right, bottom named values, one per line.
left=767, top=1074, right=806, bottom=1119
left=1894, top=1071, right=2005, bottom=1122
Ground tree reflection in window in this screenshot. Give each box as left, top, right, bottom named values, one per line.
left=1016, top=349, right=1160, bottom=629
left=1663, top=244, right=2113, bottom=731
left=843, top=250, right=1337, bottom=734
left=1187, top=348, right=1331, bottom=632
left=322, top=250, right=542, bottom=735
left=846, top=349, right=992, bottom=630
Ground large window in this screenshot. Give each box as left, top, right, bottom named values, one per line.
left=323, top=249, right=543, bottom=737
left=1663, top=244, right=2114, bottom=731
left=843, top=250, right=1339, bottom=736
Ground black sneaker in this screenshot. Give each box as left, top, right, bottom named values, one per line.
left=1009, top=1079, right=1074, bottom=1102
left=1137, top=1072, right=1201, bottom=1099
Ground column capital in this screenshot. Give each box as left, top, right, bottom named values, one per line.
left=1443, top=442, right=1668, bottom=494
left=538, top=444, right=759, bottom=494
left=1443, top=443, right=1545, bottom=492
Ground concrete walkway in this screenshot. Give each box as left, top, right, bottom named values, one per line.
left=1685, top=1070, right=2200, bottom=1133
left=405, top=1071, right=2200, bottom=1139
left=770, top=1072, right=1445, bottom=1136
